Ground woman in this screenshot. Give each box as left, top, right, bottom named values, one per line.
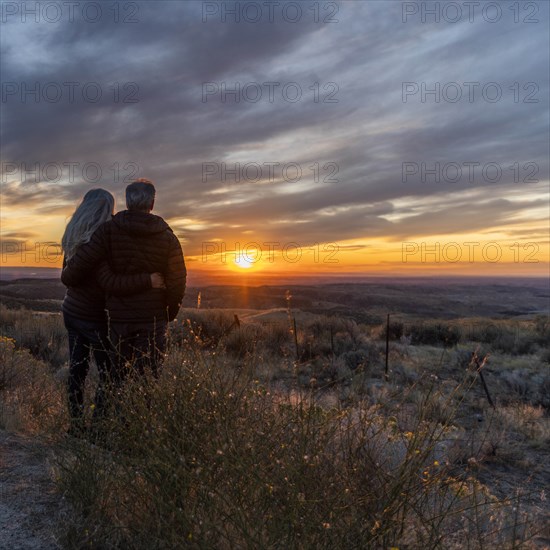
left=61, top=188, right=164, bottom=435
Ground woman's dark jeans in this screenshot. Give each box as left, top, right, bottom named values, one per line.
left=63, top=311, right=112, bottom=425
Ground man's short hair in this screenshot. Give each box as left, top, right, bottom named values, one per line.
left=126, top=179, right=155, bottom=211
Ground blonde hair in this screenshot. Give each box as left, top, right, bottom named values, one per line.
left=61, top=188, right=115, bottom=260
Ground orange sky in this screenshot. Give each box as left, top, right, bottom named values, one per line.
left=1, top=217, right=548, bottom=282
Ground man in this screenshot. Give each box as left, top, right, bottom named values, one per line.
left=62, top=179, right=186, bottom=380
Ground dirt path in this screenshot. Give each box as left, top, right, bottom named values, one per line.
left=0, top=430, right=65, bottom=549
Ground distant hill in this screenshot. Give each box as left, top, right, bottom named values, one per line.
left=0, top=276, right=548, bottom=319
left=0, top=267, right=61, bottom=281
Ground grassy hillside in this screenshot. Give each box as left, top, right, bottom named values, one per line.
left=0, top=283, right=548, bottom=548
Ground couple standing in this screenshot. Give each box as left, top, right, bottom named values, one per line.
left=60, top=179, right=186, bottom=434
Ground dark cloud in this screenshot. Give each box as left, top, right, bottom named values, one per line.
left=1, top=0, right=548, bottom=258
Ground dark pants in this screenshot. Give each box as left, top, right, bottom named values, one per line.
left=63, top=311, right=112, bottom=424
left=108, top=321, right=167, bottom=383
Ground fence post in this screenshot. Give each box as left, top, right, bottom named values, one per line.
left=473, top=353, right=496, bottom=409
left=293, top=317, right=299, bottom=361
left=385, top=313, right=390, bottom=381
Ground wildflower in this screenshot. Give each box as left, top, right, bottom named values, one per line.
left=0, top=336, right=16, bottom=349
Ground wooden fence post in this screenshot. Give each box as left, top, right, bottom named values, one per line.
left=473, top=353, right=495, bottom=409
left=384, top=313, right=390, bottom=381
left=293, top=317, right=299, bottom=361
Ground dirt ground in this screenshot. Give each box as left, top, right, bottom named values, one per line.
left=0, top=430, right=65, bottom=549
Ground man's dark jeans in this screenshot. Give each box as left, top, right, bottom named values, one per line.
left=63, top=311, right=112, bottom=424
left=108, top=321, right=167, bottom=382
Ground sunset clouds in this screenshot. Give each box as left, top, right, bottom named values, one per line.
left=1, top=0, right=548, bottom=278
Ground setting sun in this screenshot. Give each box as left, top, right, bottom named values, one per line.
left=234, top=254, right=255, bottom=269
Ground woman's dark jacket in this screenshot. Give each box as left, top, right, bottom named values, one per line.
left=61, top=255, right=152, bottom=323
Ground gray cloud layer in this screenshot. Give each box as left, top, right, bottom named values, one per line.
left=1, top=0, right=548, bottom=255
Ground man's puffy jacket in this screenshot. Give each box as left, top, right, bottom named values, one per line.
left=62, top=210, right=186, bottom=323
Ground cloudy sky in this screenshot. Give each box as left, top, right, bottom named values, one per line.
left=1, top=0, right=548, bottom=282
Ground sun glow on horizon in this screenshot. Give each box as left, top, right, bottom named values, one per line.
left=233, top=252, right=258, bottom=270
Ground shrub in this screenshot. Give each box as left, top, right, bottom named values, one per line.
left=491, top=328, right=537, bottom=356
left=175, top=310, right=236, bottom=346
left=0, top=305, right=67, bottom=367
left=534, top=314, right=550, bottom=342
left=222, top=324, right=267, bottom=358
left=0, top=336, right=65, bottom=432
left=382, top=321, right=404, bottom=341
left=341, top=349, right=368, bottom=370
left=410, top=323, right=461, bottom=347
left=54, top=351, right=538, bottom=549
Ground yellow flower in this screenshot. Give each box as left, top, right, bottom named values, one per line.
left=0, top=336, right=16, bottom=349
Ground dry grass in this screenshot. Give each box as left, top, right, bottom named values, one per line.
left=0, top=304, right=548, bottom=548
left=0, top=336, right=65, bottom=434
left=54, top=352, right=538, bottom=549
